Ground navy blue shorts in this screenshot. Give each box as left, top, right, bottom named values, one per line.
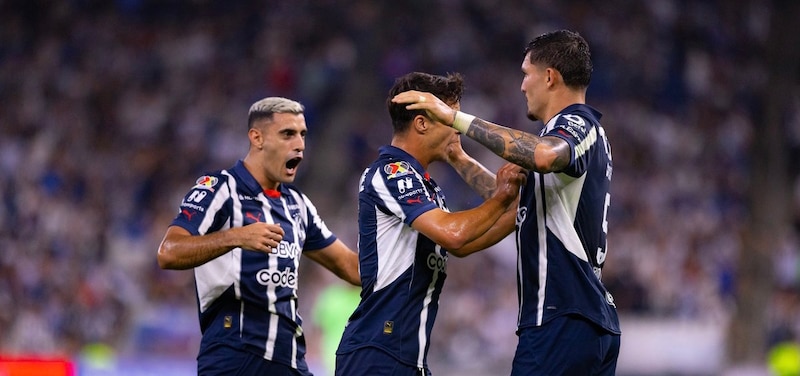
left=511, top=314, right=620, bottom=376
left=197, top=343, right=310, bottom=376
left=335, top=347, right=429, bottom=376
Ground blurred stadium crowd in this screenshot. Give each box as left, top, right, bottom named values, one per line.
left=1, top=0, right=799, bottom=374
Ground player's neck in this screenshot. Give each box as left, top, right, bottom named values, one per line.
left=242, top=157, right=280, bottom=191
left=391, top=137, right=432, bottom=169
left=544, top=90, right=586, bottom=123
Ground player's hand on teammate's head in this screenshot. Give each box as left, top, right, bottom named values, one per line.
left=392, top=90, right=456, bottom=127
left=494, top=163, right=527, bottom=205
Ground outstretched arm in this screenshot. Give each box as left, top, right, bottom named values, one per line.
left=393, top=90, right=571, bottom=173
left=458, top=115, right=570, bottom=173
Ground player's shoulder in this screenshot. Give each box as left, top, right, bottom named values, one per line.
left=558, top=104, right=601, bottom=125
left=189, top=169, right=229, bottom=192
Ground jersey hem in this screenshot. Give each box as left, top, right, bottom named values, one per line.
left=517, top=311, right=621, bottom=336
left=336, top=344, right=425, bottom=369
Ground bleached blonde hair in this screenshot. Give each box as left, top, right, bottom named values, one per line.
left=247, top=97, right=304, bottom=129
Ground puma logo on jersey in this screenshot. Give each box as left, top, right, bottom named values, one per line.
left=245, top=212, right=263, bottom=223
left=181, top=209, right=196, bottom=221
left=406, top=196, right=423, bottom=204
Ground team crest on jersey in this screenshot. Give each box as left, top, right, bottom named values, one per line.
left=193, top=176, right=219, bottom=191
left=383, top=161, right=412, bottom=179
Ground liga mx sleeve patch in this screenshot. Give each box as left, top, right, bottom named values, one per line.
left=193, top=175, right=219, bottom=191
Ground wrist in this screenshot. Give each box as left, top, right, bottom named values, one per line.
left=452, top=111, right=475, bottom=133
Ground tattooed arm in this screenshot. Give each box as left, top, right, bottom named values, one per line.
left=392, top=90, right=571, bottom=173
left=463, top=117, right=571, bottom=173
left=445, top=137, right=497, bottom=200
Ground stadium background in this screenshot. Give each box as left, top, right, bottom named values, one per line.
left=1, top=1, right=799, bottom=375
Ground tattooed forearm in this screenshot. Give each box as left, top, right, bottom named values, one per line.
left=466, top=118, right=507, bottom=156
left=466, top=118, right=541, bottom=171
left=454, top=162, right=496, bottom=200
left=464, top=117, right=571, bottom=172
left=506, top=132, right=541, bottom=170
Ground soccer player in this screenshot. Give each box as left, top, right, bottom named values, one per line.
left=335, top=72, right=527, bottom=376
left=392, top=30, right=620, bottom=375
left=156, top=97, right=360, bottom=376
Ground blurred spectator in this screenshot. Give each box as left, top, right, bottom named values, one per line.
left=1, top=0, right=798, bottom=374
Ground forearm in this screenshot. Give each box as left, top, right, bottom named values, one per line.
left=326, top=249, right=361, bottom=286
left=454, top=113, right=569, bottom=172
left=332, top=258, right=361, bottom=286
left=449, top=204, right=516, bottom=257
left=305, top=240, right=361, bottom=286
left=436, top=196, right=508, bottom=250
left=158, top=227, right=240, bottom=270
left=448, top=153, right=496, bottom=200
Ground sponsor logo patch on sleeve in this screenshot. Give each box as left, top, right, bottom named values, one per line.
left=193, top=176, right=219, bottom=191
left=383, top=161, right=412, bottom=179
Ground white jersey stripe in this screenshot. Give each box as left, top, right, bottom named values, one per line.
left=544, top=173, right=589, bottom=262
left=372, top=172, right=416, bottom=292
left=280, top=193, right=300, bottom=370
left=535, top=174, right=548, bottom=326
left=195, top=173, right=236, bottom=313
left=573, top=126, right=597, bottom=159
left=260, top=191, right=278, bottom=360
left=418, top=248, right=440, bottom=368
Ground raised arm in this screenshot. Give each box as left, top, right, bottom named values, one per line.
left=445, top=136, right=497, bottom=200
left=393, top=90, right=571, bottom=173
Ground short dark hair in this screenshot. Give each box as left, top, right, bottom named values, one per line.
left=524, top=30, right=592, bottom=88
left=387, top=72, right=464, bottom=133
left=247, top=97, right=304, bottom=129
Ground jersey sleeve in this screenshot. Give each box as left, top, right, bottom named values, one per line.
left=170, top=173, right=231, bottom=235
left=373, top=161, right=439, bottom=225
left=545, top=113, right=594, bottom=177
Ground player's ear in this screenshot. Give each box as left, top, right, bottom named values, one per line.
left=249, top=127, right=264, bottom=149
left=413, top=114, right=429, bottom=134
left=545, top=68, right=561, bottom=87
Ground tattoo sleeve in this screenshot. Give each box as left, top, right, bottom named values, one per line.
left=465, top=118, right=570, bottom=172
left=451, top=157, right=496, bottom=200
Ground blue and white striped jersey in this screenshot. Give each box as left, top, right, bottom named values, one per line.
left=170, top=160, right=336, bottom=374
left=337, top=145, right=448, bottom=369
left=516, top=104, right=620, bottom=334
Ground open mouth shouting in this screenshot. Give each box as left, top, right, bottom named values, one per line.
left=285, top=156, right=303, bottom=176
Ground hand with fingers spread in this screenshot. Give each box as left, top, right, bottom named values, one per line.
left=392, top=90, right=457, bottom=127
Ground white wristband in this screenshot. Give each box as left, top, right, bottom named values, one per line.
left=452, top=111, right=475, bottom=133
